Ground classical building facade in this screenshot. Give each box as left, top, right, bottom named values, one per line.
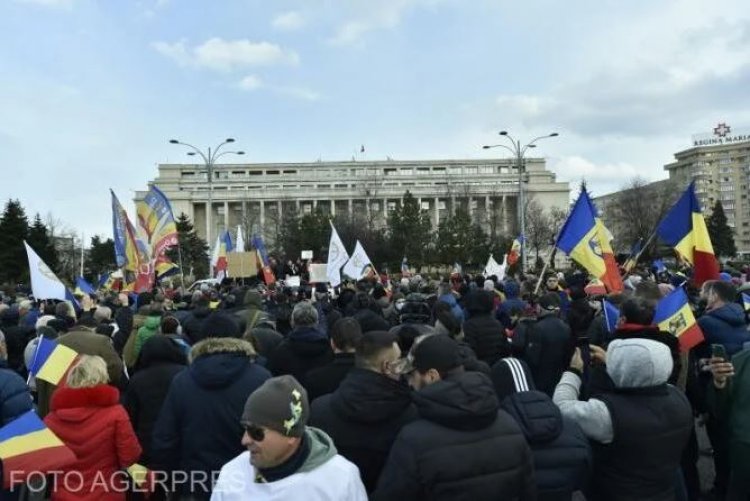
left=137, top=157, right=570, bottom=246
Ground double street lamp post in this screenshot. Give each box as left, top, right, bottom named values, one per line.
left=483, top=131, right=558, bottom=273
left=169, top=138, right=245, bottom=272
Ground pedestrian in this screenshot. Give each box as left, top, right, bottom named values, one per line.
left=305, top=317, right=362, bottom=401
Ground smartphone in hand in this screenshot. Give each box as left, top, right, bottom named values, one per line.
left=711, top=344, right=728, bottom=362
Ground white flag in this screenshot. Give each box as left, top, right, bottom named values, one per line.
left=327, top=224, right=349, bottom=287
left=24, top=241, right=74, bottom=301
left=343, top=240, right=373, bottom=280
left=235, top=226, right=245, bottom=253
left=484, top=254, right=505, bottom=279
left=210, top=234, right=221, bottom=270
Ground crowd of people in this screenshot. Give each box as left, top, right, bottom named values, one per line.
left=1, top=262, right=750, bottom=500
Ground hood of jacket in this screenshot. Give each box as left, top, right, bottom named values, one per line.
left=706, top=303, right=746, bottom=327
left=298, top=426, right=338, bottom=474
left=331, top=368, right=414, bottom=423
left=50, top=384, right=120, bottom=423
left=139, top=335, right=188, bottom=368
left=188, top=337, right=256, bottom=389
left=413, top=371, right=499, bottom=430
left=606, top=337, right=673, bottom=389
left=500, top=390, right=562, bottom=445
left=439, top=293, right=459, bottom=308
left=288, top=326, right=327, bottom=343
left=504, top=280, right=521, bottom=299
left=142, top=315, right=161, bottom=331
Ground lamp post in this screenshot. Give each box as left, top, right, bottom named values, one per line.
left=482, top=131, right=558, bottom=272
left=169, top=138, right=245, bottom=271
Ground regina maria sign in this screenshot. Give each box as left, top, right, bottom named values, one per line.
left=692, top=123, right=750, bottom=147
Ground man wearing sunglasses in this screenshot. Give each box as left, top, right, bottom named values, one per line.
left=211, top=375, right=367, bottom=500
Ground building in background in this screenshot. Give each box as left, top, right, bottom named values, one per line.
left=136, top=157, right=570, bottom=248
left=595, top=123, right=750, bottom=257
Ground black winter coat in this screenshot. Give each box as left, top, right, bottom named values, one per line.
left=151, top=337, right=271, bottom=497
left=501, top=390, right=591, bottom=501
left=113, top=306, right=134, bottom=355
left=519, top=314, right=573, bottom=396
left=304, top=353, right=356, bottom=402
left=310, top=368, right=418, bottom=492
left=182, top=306, right=212, bottom=344
left=0, top=362, right=33, bottom=426
left=266, top=326, right=333, bottom=384
left=123, top=336, right=187, bottom=465
left=462, top=314, right=509, bottom=366
left=373, top=371, right=536, bottom=501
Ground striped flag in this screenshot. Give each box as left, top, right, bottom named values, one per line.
left=653, top=287, right=704, bottom=351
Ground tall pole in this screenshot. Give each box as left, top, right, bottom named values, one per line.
left=517, top=143, right=526, bottom=274
left=207, top=146, right=213, bottom=274
left=80, top=232, right=85, bottom=278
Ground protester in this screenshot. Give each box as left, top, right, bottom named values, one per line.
left=212, top=375, right=368, bottom=500
left=553, top=338, right=692, bottom=500
left=462, top=289, right=509, bottom=366
left=373, top=335, right=536, bottom=500
left=310, top=330, right=417, bottom=492
left=151, top=335, right=271, bottom=499
left=266, top=301, right=333, bottom=384
left=0, top=329, right=33, bottom=425
left=305, top=317, right=362, bottom=401
left=44, top=355, right=142, bottom=501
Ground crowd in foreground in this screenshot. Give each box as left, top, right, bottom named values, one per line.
left=0, top=264, right=750, bottom=500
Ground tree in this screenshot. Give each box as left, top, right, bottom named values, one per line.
left=524, top=198, right=555, bottom=264
left=27, top=213, right=59, bottom=274
left=167, top=213, right=209, bottom=279
left=0, top=199, right=29, bottom=284
left=435, top=208, right=489, bottom=266
left=386, top=191, right=433, bottom=265
left=707, top=200, right=737, bottom=258
left=85, top=236, right=116, bottom=279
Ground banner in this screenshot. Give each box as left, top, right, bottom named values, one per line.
left=136, top=185, right=178, bottom=258
left=309, top=263, right=328, bottom=283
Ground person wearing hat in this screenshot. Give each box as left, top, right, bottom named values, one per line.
left=373, top=335, right=535, bottom=500
left=212, top=375, right=367, bottom=500
left=515, top=292, right=573, bottom=397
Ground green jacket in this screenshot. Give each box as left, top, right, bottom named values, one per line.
left=134, top=316, right=161, bottom=362
left=709, top=349, right=750, bottom=464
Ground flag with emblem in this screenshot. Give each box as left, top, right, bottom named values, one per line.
left=136, top=185, right=178, bottom=258
left=24, top=242, right=79, bottom=304
left=556, top=189, right=623, bottom=292
left=343, top=240, right=372, bottom=280
left=653, top=287, right=704, bottom=351
left=656, top=181, right=720, bottom=286
left=327, top=223, right=349, bottom=286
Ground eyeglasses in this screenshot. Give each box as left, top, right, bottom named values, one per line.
left=244, top=424, right=266, bottom=442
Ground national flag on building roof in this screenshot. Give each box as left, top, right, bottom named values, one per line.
left=656, top=182, right=720, bottom=286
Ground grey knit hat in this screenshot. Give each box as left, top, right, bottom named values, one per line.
left=241, top=375, right=309, bottom=438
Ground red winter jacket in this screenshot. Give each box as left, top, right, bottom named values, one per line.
left=44, top=385, right=142, bottom=501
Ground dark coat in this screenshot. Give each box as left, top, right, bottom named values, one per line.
left=266, top=326, right=333, bottom=384
left=501, top=390, right=592, bottom=501
left=372, top=371, right=536, bottom=501
left=0, top=361, right=33, bottom=426
left=310, top=368, right=418, bottom=492
left=151, top=337, right=271, bottom=497
left=182, top=306, right=212, bottom=344
left=123, top=336, right=187, bottom=465
left=304, top=353, right=356, bottom=402
left=697, top=303, right=750, bottom=357
left=518, top=314, right=573, bottom=396
left=462, top=314, right=509, bottom=367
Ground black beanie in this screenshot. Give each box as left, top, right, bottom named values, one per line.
left=490, top=357, right=535, bottom=399
left=200, top=312, right=241, bottom=339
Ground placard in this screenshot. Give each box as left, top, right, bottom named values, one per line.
left=301, top=250, right=313, bottom=260
left=227, top=252, right=258, bottom=278
left=286, top=276, right=301, bottom=288
left=309, top=263, right=328, bottom=283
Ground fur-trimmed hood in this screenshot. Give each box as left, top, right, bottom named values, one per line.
left=189, top=337, right=258, bottom=390
left=189, top=337, right=256, bottom=363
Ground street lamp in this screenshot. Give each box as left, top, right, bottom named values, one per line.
left=168, top=138, right=245, bottom=266
left=482, top=131, right=558, bottom=272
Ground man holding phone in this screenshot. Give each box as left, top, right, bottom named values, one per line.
left=710, top=347, right=750, bottom=500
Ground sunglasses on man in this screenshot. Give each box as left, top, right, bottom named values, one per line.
left=244, top=424, right=266, bottom=442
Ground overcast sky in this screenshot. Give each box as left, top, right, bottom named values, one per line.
left=2, top=0, right=749, bottom=242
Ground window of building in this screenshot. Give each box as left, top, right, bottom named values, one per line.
left=231, top=170, right=245, bottom=176
left=384, top=168, right=397, bottom=176
left=318, top=184, right=331, bottom=189
left=465, top=167, right=477, bottom=175
left=433, top=167, right=445, bottom=172
left=499, top=166, right=509, bottom=174
left=372, top=202, right=380, bottom=211
left=479, top=166, right=494, bottom=174
left=302, top=204, right=312, bottom=214
left=417, top=167, right=430, bottom=173
left=181, top=171, right=195, bottom=177
left=283, top=170, right=297, bottom=175
left=448, top=167, right=462, bottom=175
left=249, top=170, right=262, bottom=176
left=401, top=168, right=413, bottom=176
left=438, top=201, right=446, bottom=210
left=388, top=201, right=398, bottom=211
left=335, top=184, right=348, bottom=188
left=267, top=170, right=279, bottom=175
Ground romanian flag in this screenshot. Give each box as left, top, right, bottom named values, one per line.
left=622, top=238, right=643, bottom=273
left=603, top=299, right=620, bottom=333
left=653, top=287, right=704, bottom=351
left=28, top=338, right=78, bottom=385
left=742, top=293, right=750, bottom=312
left=556, top=189, right=624, bottom=293
left=74, top=276, right=96, bottom=296
left=252, top=234, right=276, bottom=284
left=0, top=411, right=76, bottom=487
left=155, top=255, right=180, bottom=282
left=211, top=231, right=233, bottom=280
left=656, top=182, right=720, bottom=286
left=507, top=235, right=523, bottom=266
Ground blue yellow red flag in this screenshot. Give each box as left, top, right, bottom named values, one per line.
left=653, top=287, right=704, bottom=351
left=136, top=185, right=178, bottom=258
left=28, top=337, right=79, bottom=385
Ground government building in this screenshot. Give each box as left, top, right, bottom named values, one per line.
left=596, top=123, right=750, bottom=257
left=137, top=157, right=570, bottom=248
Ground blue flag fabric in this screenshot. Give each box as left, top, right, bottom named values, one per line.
left=603, top=299, right=620, bottom=333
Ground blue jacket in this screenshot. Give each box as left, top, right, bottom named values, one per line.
left=438, top=293, right=465, bottom=324
left=151, top=337, right=270, bottom=496
left=698, top=303, right=750, bottom=357
left=0, top=361, right=33, bottom=426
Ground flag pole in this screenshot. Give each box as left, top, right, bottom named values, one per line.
left=80, top=232, right=85, bottom=278
left=177, top=243, right=186, bottom=291
left=622, top=230, right=659, bottom=279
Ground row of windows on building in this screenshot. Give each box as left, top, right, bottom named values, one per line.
left=178, top=179, right=519, bottom=192
left=210, top=198, right=493, bottom=216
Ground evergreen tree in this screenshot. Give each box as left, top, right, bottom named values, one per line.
left=707, top=200, right=737, bottom=258
left=27, top=213, right=59, bottom=274
left=387, top=191, right=433, bottom=265
left=435, top=208, right=489, bottom=266
left=85, top=236, right=116, bottom=279
left=167, top=213, right=209, bottom=279
left=0, top=199, right=29, bottom=284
